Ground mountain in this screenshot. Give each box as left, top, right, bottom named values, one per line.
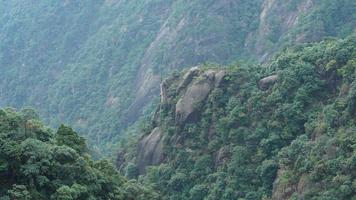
left=0, top=0, right=354, bottom=154
left=118, top=36, right=356, bottom=200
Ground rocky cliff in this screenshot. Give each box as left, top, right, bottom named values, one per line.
left=136, top=67, right=229, bottom=172
left=125, top=36, right=355, bottom=199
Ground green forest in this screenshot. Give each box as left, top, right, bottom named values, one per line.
left=0, top=0, right=354, bottom=155
left=0, top=108, right=158, bottom=199
left=0, top=0, right=355, bottom=199
left=117, top=36, right=355, bottom=200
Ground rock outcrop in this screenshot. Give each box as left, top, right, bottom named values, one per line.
left=175, top=69, right=227, bottom=125
left=259, top=74, right=278, bottom=90
left=214, top=147, right=230, bottom=167
left=136, top=67, right=227, bottom=173
left=177, top=66, right=201, bottom=92
left=271, top=170, right=312, bottom=200
left=136, top=127, right=164, bottom=174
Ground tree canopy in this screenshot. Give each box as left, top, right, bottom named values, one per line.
left=0, top=108, right=158, bottom=200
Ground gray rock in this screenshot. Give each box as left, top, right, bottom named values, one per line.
left=177, top=66, right=201, bottom=92
left=214, top=70, right=227, bottom=87
left=214, top=147, right=229, bottom=166
left=136, top=127, right=164, bottom=174
left=136, top=68, right=229, bottom=173
left=259, top=75, right=278, bottom=90
left=175, top=71, right=215, bottom=125
left=175, top=68, right=228, bottom=125
left=160, top=79, right=169, bottom=105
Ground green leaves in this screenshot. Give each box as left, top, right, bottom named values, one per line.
left=0, top=109, right=158, bottom=200
left=125, top=162, right=139, bottom=180
left=134, top=36, right=356, bottom=199
left=55, top=125, right=86, bottom=154
left=51, top=184, right=89, bottom=200
left=7, top=185, right=32, bottom=200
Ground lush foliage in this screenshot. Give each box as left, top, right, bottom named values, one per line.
left=0, top=108, right=158, bottom=199
left=122, top=36, right=356, bottom=200
left=0, top=1, right=355, bottom=199
left=0, top=0, right=354, bottom=156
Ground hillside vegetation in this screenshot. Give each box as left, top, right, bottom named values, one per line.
left=0, top=1, right=355, bottom=199
left=0, top=0, right=354, bottom=154
left=0, top=108, right=158, bottom=200
left=118, top=36, right=356, bottom=200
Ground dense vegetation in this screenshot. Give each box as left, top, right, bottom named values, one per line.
left=0, top=0, right=354, bottom=156
left=0, top=1, right=355, bottom=199
left=119, top=36, right=356, bottom=200
left=0, top=108, right=158, bottom=199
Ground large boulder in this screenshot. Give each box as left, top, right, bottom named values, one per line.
left=259, top=74, right=278, bottom=90
left=136, top=127, right=164, bottom=174
left=214, top=70, right=227, bottom=87
left=175, top=70, right=216, bottom=125
left=177, top=66, right=201, bottom=92
left=136, top=67, right=228, bottom=172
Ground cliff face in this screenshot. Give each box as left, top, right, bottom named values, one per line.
left=128, top=37, right=356, bottom=199
left=136, top=67, right=228, bottom=172
left=136, top=127, right=165, bottom=174
left=246, top=0, right=314, bottom=60
left=130, top=0, right=354, bottom=127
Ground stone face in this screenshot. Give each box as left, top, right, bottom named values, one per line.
left=271, top=169, right=311, bottom=200
left=175, top=70, right=216, bottom=125
left=259, top=74, right=278, bottom=90
left=177, top=66, right=201, bottom=92
left=271, top=169, right=293, bottom=200
left=175, top=69, right=228, bottom=125
left=136, top=127, right=164, bottom=174
left=136, top=67, right=228, bottom=173
left=214, top=147, right=229, bottom=167
left=214, top=70, right=227, bottom=87
left=160, top=80, right=169, bottom=105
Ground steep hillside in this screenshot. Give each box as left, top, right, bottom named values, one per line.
left=119, top=36, right=356, bottom=200
left=0, top=108, right=158, bottom=199
left=0, top=0, right=354, bottom=153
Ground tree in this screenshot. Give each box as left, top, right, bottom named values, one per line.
left=51, top=186, right=74, bottom=200
left=189, top=184, right=208, bottom=200
left=55, top=125, right=86, bottom=154
left=7, top=185, right=31, bottom=200
left=125, top=162, right=139, bottom=180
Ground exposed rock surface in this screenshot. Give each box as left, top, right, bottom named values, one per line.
left=271, top=169, right=294, bottom=200
left=136, top=127, right=164, bottom=174
left=136, top=67, right=227, bottom=173
left=246, top=0, right=315, bottom=60
left=214, top=70, right=228, bottom=87
left=271, top=169, right=311, bottom=200
left=175, top=69, right=227, bottom=125
left=259, top=74, right=278, bottom=90
left=214, top=147, right=230, bottom=167
left=177, top=66, right=200, bottom=92
left=160, top=80, right=170, bottom=105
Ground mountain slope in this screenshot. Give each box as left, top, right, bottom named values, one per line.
left=0, top=0, right=354, bottom=153
left=119, top=36, right=356, bottom=200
